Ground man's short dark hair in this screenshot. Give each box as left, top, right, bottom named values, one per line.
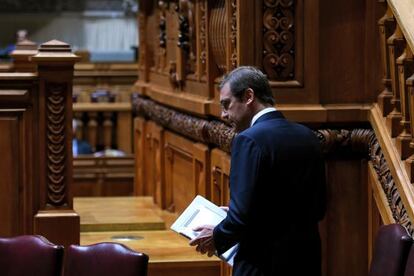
left=219, top=66, right=275, bottom=105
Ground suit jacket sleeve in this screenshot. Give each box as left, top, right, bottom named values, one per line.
left=213, top=134, right=263, bottom=255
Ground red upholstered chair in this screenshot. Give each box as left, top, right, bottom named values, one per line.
left=369, top=224, right=412, bottom=276
left=404, top=242, right=414, bottom=276
left=64, top=242, right=149, bottom=276
left=0, top=235, right=64, bottom=276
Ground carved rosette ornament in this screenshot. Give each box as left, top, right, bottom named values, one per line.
left=263, top=0, right=295, bottom=81
left=46, top=84, right=67, bottom=206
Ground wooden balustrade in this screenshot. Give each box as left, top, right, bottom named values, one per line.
left=378, top=6, right=396, bottom=117
left=377, top=0, right=414, bottom=180
left=73, top=102, right=132, bottom=153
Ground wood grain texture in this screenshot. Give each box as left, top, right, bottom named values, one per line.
left=74, top=197, right=165, bottom=232
left=81, top=230, right=221, bottom=276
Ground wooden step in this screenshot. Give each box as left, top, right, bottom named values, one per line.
left=74, top=196, right=165, bottom=232
left=81, top=230, right=221, bottom=276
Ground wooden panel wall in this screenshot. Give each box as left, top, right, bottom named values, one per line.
left=210, top=148, right=230, bottom=207
left=0, top=88, right=33, bottom=236
left=164, top=130, right=209, bottom=214
left=321, top=159, right=368, bottom=276
left=319, top=0, right=384, bottom=104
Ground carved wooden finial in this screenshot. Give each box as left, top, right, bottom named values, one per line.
left=14, top=39, right=37, bottom=51
left=38, top=39, right=72, bottom=52
left=10, top=39, right=38, bottom=72
left=31, top=39, right=80, bottom=64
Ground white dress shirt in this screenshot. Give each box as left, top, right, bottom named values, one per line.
left=250, top=107, right=277, bottom=126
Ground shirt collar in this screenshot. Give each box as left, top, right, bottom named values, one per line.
left=250, top=107, right=277, bottom=127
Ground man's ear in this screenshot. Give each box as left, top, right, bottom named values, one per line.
left=244, top=88, right=255, bottom=105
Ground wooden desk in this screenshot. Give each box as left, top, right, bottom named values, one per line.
left=74, top=197, right=165, bottom=232
left=81, top=230, right=221, bottom=276
left=73, top=155, right=134, bottom=197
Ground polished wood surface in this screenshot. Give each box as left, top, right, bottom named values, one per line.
left=74, top=197, right=165, bottom=232
left=81, top=230, right=221, bottom=276
left=164, top=130, right=209, bottom=214
left=322, top=160, right=368, bottom=276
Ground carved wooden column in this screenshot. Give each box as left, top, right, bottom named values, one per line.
left=31, top=40, right=80, bottom=247
left=87, top=112, right=98, bottom=151
left=396, top=46, right=414, bottom=159
left=103, top=111, right=113, bottom=149
left=386, top=25, right=405, bottom=137
left=405, top=74, right=414, bottom=182
left=377, top=6, right=396, bottom=117
left=10, top=39, right=37, bottom=72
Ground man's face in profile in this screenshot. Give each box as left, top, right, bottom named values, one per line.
left=219, top=83, right=251, bottom=132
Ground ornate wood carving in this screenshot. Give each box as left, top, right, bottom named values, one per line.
left=228, top=0, right=237, bottom=70
left=198, top=0, right=207, bottom=79
left=209, top=0, right=227, bottom=74
left=133, top=95, right=236, bottom=152
left=262, top=0, right=296, bottom=81
left=157, top=1, right=168, bottom=72
left=46, top=84, right=67, bottom=207
left=315, top=129, right=413, bottom=234
left=177, top=0, right=191, bottom=54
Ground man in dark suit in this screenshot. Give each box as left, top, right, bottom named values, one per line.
left=72, top=119, right=93, bottom=156
left=189, top=66, right=326, bottom=275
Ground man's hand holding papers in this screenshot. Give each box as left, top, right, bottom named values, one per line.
left=189, top=224, right=215, bottom=257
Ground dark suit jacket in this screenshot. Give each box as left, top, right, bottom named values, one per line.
left=73, top=138, right=93, bottom=155
left=213, top=111, right=326, bottom=276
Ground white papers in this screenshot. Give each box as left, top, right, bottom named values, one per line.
left=170, top=195, right=239, bottom=266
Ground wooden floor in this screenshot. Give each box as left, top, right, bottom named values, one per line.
left=74, top=196, right=222, bottom=276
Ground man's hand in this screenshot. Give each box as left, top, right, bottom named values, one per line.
left=189, top=225, right=216, bottom=257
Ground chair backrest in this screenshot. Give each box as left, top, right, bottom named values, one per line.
left=369, top=224, right=412, bottom=276
left=404, top=241, right=414, bottom=276
left=64, top=242, right=149, bottom=276
left=0, top=235, right=64, bottom=276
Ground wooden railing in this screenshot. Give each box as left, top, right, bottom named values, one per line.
left=73, top=102, right=133, bottom=153
left=10, top=41, right=137, bottom=154
left=370, top=0, right=414, bottom=233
